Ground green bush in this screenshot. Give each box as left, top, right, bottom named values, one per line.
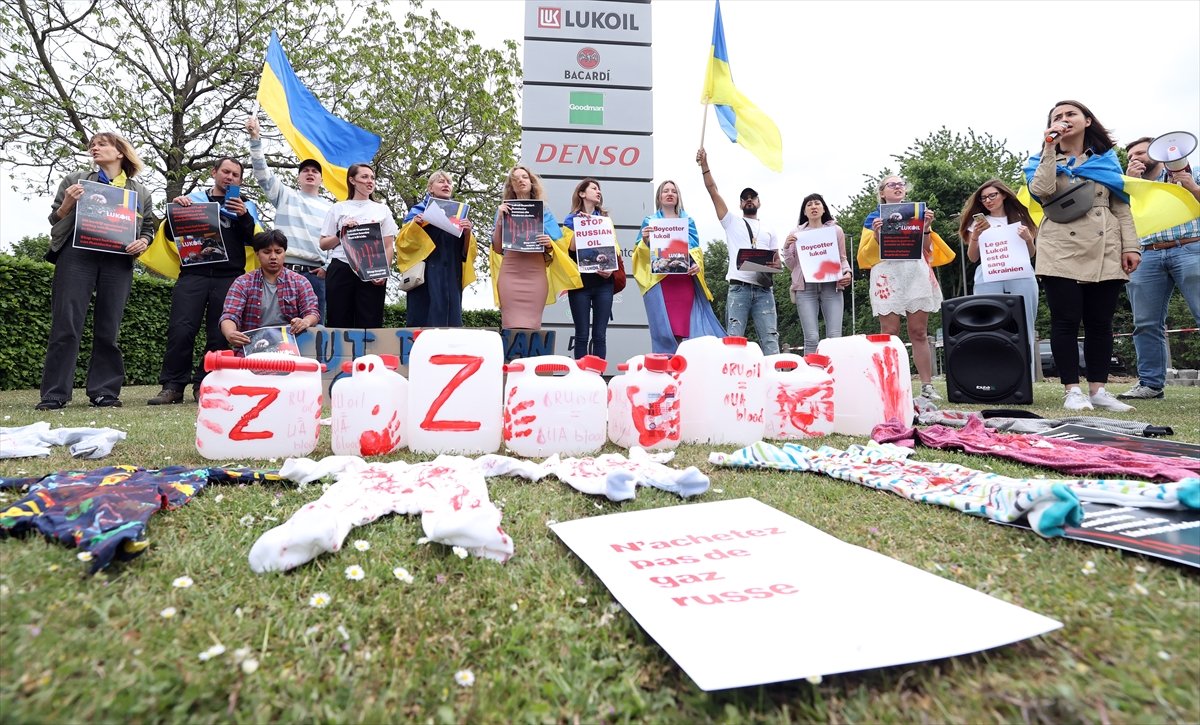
left=0, top=256, right=504, bottom=391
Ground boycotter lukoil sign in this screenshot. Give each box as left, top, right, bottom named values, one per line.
left=525, top=1, right=652, bottom=44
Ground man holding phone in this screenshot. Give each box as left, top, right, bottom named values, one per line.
left=148, top=157, right=260, bottom=405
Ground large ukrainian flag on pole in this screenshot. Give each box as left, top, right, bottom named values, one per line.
left=257, top=30, right=381, bottom=201
left=701, top=0, right=782, bottom=172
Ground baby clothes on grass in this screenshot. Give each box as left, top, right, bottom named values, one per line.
left=0, top=465, right=281, bottom=572
left=874, top=416, right=1199, bottom=483
left=1, top=422, right=126, bottom=459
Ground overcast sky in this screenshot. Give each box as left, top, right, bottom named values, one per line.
left=4, top=0, right=1198, bottom=268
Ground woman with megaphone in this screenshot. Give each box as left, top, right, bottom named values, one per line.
left=1025, top=100, right=1139, bottom=412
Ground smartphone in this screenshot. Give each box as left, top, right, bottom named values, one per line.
left=225, top=184, right=241, bottom=208
left=972, top=212, right=986, bottom=227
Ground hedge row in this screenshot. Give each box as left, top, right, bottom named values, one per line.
left=0, top=256, right=500, bottom=391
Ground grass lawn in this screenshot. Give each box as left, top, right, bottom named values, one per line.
left=1, top=379, right=1198, bottom=723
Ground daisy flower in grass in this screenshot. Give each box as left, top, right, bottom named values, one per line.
left=241, top=659, right=259, bottom=674
left=309, top=592, right=332, bottom=608
left=344, top=565, right=365, bottom=581
left=159, top=607, right=177, bottom=619
left=454, top=669, right=475, bottom=687
left=393, top=567, right=414, bottom=584
left=172, top=576, right=194, bottom=589
left=198, top=643, right=226, bottom=661
left=77, top=551, right=93, bottom=562
left=452, top=546, right=468, bottom=560
left=1081, top=561, right=1096, bottom=576
left=353, top=540, right=370, bottom=552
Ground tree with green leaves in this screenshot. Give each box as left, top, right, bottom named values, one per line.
left=0, top=0, right=521, bottom=279
left=3, top=233, right=51, bottom=262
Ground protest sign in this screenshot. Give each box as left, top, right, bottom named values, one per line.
left=343, top=222, right=390, bottom=281
left=423, top=197, right=470, bottom=238
left=574, top=214, right=619, bottom=273
left=792, top=226, right=842, bottom=282
left=73, top=180, right=138, bottom=254
left=502, top=200, right=545, bottom=253
left=553, top=498, right=1061, bottom=690
left=168, top=202, right=227, bottom=267
left=878, top=202, right=926, bottom=260
left=978, top=222, right=1033, bottom=282
left=649, top=218, right=691, bottom=274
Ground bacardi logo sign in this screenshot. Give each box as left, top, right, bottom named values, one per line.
left=537, top=7, right=560, bottom=29
left=576, top=47, right=600, bottom=70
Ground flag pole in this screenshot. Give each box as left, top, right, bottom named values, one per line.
left=700, top=103, right=709, bottom=147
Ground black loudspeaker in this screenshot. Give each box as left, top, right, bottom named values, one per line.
left=942, top=294, right=1033, bottom=404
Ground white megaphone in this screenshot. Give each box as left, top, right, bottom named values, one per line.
left=1147, top=131, right=1197, bottom=173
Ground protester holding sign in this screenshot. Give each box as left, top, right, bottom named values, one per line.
left=781, top=193, right=851, bottom=355
left=633, top=180, right=725, bottom=354
left=319, top=163, right=397, bottom=329
left=563, top=178, right=618, bottom=359
left=398, top=171, right=475, bottom=328
left=1026, top=100, right=1139, bottom=412
left=36, top=132, right=155, bottom=410
left=860, top=175, right=943, bottom=400
left=490, top=166, right=577, bottom=332
left=219, top=230, right=319, bottom=351
left=957, top=179, right=1039, bottom=353
left=147, top=157, right=259, bottom=406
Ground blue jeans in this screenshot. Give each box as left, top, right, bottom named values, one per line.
left=567, top=283, right=614, bottom=359
left=299, top=269, right=326, bottom=326
left=1126, top=242, right=1200, bottom=389
left=794, top=283, right=843, bottom=355
left=726, top=281, right=779, bottom=354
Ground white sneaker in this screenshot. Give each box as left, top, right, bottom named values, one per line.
left=1063, top=387, right=1093, bottom=411
left=1090, top=387, right=1134, bottom=412
left=920, top=383, right=942, bottom=401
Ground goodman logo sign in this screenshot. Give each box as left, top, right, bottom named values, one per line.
left=569, top=91, right=603, bottom=125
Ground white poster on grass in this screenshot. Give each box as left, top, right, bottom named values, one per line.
left=979, top=222, right=1033, bottom=282
left=552, top=498, right=1061, bottom=691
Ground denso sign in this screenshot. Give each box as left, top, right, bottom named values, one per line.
left=522, top=131, right=653, bottom=180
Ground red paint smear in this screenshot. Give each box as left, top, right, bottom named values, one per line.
left=814, top=260, right=841, bottom=281
left=773, top=382, right=834, bottom=435
left=419, top=354, right=483, bottom=432
left=626, top=383, right=680, bottom=447
left=502, top=387, right=536, bottom=441
left=871, top=347, right=905, bottom=422
left=199, top=395, right=234, bottom=411
left=228, top=385, right=280, bottom=441
left=359, top=410, right=402, bottom=456
left=200, top=418, right=223, bottom=434
left=371, top=404, right=380, bottom=415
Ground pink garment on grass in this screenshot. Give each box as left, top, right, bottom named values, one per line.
left=873, top=416, right=1199, bottom=483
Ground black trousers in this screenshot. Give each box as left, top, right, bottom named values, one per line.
left=158, top=273, right=236, bottom=388
left=1041, top=276, right=1124, bottom=385
left=325, top=258, right=385, bottom=328
left=40, top=244, right=133, bottom=403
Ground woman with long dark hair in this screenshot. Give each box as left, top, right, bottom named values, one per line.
left=563, top=177, right=615, bottom=359
left=319, top=163, right=398, bottom=328
left=37, top=132, right=155, bottom=410
left=1025, top=100, right=1139, bottom=412
left=782, top=193, right=851, bottom=354
left=957, top=179, right=1039, bottom=355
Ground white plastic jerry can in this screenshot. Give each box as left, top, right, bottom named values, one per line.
left=677, top=336, right=767, bottom=446
left=610, top=353, right=686, bottom=451
left=407, top=328, right=504, bottom=455
left=196, top=351, right=324, bottom=460
left=503, top=354, right=608, bottom=457
left=763, top=353, right=835, bottom=439
left=817, top=334, right=914, bottom=436
left=331, top=354, right=408, bottom=456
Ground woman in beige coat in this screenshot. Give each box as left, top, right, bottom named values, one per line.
left=1026, top=100, right=1139, bottom=412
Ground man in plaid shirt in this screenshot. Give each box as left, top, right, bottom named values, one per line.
left=219, top=230, right=320, bottom=351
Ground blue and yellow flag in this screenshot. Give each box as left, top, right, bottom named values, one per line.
left=257, top=30, right=381, bottom=201
left=1019, top=149, right=1200, bottom=238
left=701, top=0, right=782, bottom=172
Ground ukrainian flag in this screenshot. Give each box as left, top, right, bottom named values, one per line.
left=701, top=0, right=782, bottom=172
left=257, top=30, right=381, bottom=201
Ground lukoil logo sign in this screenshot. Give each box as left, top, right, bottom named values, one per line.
left=536, top=7, right=641, bottom=31
left=569, top=92, right=603, bottom=125
left=537, top=7, right=560, bottom=28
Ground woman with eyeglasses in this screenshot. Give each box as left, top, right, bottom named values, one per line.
left=1024, top=100, right=1139, bottom=412
left=956, top=179, right=1039, bottom=356
left=862, top=175, right=942, bottom=400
